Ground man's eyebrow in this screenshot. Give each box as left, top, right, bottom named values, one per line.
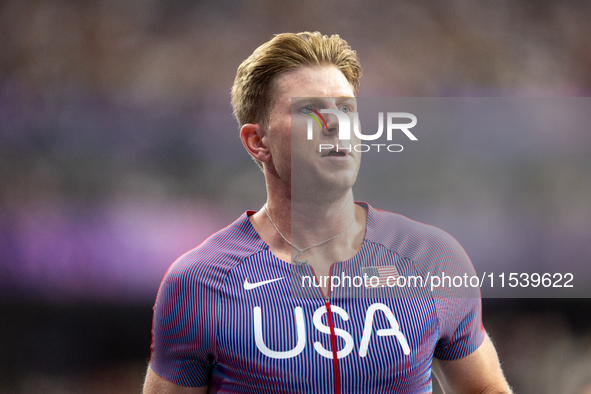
left=291, top=97, right=355, bottom=106
left=337, top=97, right=357, bottom=105
left=291, top=98, right=323, bottom=105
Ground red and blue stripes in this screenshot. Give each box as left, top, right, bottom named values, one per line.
left=150, top=203, right=485, bottom=392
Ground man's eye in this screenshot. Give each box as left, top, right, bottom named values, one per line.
left=339, top=105, right=351, bottom=113
left=301, top=106, right=314, bottom=114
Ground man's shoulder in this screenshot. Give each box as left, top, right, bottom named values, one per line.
left=162, top=212, right=265, bottom=286
left=366, top=204, right=468, bottom=264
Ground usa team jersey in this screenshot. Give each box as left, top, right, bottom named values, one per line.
left=150, top=203, right=485, bottom=393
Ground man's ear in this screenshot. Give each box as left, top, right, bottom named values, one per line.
left=240, top=123, right=271, bottom=164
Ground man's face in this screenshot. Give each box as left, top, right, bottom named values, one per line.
left=265, top=65, right=361, bottom=202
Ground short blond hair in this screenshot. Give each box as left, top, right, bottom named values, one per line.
left=231, top=32, right=362, bottom=168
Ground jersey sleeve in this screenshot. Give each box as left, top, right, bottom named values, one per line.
left=149, top=252, right=221, bottom=387
left=431, top=235, right=485, bottom=360
left=433, top=296, right=485, bottom=360
left=366, top=205, right=486, bottom=360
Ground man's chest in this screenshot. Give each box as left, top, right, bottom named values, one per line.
left=208, top=257, right=439, bottom=392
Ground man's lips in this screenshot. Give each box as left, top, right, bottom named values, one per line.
left=321, top=148, right=353, bottom=158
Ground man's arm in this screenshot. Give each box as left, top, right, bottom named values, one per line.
left=432, top=333, right=512, bottom=394
left=143, top=366, right=208, bottom=394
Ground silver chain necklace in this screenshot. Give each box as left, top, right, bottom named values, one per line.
left=263, top=203, right=356, bottom=265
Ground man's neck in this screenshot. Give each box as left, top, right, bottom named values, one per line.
left=249, top=184, right=367, bottom=269
left=266, top=191, right=358, bottom=248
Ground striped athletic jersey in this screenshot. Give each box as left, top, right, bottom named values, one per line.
left=150, top=203, right=485, bottom=393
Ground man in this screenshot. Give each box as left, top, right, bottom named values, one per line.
left=144, top=32, right=512, bottom=393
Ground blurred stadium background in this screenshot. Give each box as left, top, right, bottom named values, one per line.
left=1, top=0, right=590, bottom=392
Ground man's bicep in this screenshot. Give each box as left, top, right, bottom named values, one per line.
left=144, top=366, right=208, bottom=394
left=432, top=333, right=512, bottom=394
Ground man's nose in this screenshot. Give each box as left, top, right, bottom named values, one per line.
left=323, top=111, right=340, bottom=135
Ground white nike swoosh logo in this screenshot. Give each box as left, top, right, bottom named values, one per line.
left=244, top=277, right=284, bottom=290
